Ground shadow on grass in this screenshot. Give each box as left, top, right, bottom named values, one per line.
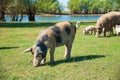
left=97, top=34, right=118, bottom=38
left=0, top=46, right=19, bottom=50
left=45, top=55, right=105, bottom=67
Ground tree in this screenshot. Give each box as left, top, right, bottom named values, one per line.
left=7, top=0, right=20, bottom=21
left=37, top=0, right=62, bottom=14
left=26, top=0, right=37, bottom=21
left=0, top=0, right=12, bottom=21
left=68, top=0, right=80, bottom=14
left=17, top=0, right=29, bottom=21
left=7, top=0, right=37, bottom=21
left=80, top=0, right=90, bottom=14
left=12, top=0, right=29, bottom=21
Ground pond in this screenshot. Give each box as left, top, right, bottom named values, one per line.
left=5, top=15, right=101, bottom=22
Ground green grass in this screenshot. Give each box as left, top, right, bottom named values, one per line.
left=0, top=22, right=120, bottom=80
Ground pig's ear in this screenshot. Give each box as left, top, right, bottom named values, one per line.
left=22, top=48, right=32, bottom=53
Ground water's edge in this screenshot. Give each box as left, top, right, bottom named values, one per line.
left=5, top=15, right=101, bottom=22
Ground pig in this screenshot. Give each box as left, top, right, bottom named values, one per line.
left=95, top=11, right=120, bottom=37
left=83, top=26, right=96, bottom=35
left=23, top=21, right=76, bottom=67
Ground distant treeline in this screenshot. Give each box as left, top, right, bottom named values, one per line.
left=0, top=0, right=120, bottom=22
left=68, top=0, right=120, bottom=14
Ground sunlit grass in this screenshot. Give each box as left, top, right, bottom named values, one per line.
left=0, top=22, right=120, bottom=80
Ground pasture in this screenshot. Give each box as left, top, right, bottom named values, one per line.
left=0, top=22, right=120, bottom=80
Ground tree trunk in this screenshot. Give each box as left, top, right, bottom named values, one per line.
left=28, top=9, right=35, bottom=21
left=0, top=10, right=5, bottom=22
left=11, top=14, right=16, bottom=21
left=19, top=13, right=23, bottom=22
left=15, top=15, right=18, bottom=21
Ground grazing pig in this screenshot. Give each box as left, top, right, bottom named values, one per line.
left=95, top=11, right=120, bottom=37
left=23, top=21, right=76, bottom=67
left=116, top=25, right=120, bottom=36
left=83, top=26, right=96, bottom=35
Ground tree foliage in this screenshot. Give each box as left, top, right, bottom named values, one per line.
left=37, top=0, right=62, bottom=14
left=0, top=0, right=12, bottom=21
left=0, top=0, right=61, bottom=22
left=68, top=0, right=120, bottom=14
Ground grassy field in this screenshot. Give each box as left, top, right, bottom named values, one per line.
left=0, top=22, right=120, bottom=80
